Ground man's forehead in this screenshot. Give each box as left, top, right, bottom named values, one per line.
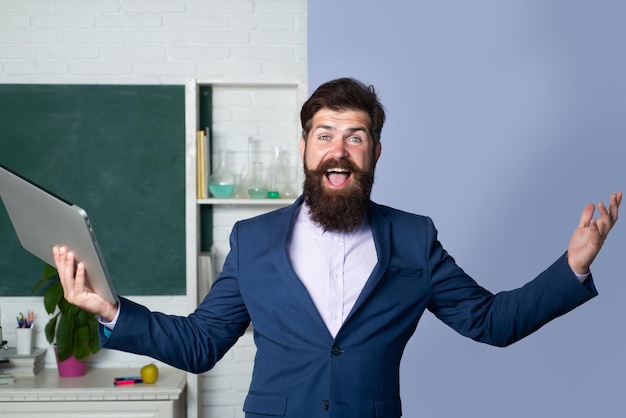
left=311, top=108, right=371, bottom=129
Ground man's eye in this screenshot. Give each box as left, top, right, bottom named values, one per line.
left=319, top=135, right=331, bottom=141
left=347, top=136, right=362, bottom=143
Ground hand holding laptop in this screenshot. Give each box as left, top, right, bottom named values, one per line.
left=53, top=246, right=119, bottom=323
left=0, top=164, right=118, bottom=305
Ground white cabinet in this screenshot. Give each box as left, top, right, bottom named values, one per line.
left=183, top=79, right=306, bottom=418
left=0, top=368, right=186, bottom=418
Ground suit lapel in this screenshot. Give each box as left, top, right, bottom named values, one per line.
left=270, top=197, right=333, bottom=339
left=341, top=202, right=392, bottom=332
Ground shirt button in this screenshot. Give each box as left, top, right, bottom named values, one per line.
left=331, top=346, right=342, bottom=356
left=321, top=399, right=329, bottom=410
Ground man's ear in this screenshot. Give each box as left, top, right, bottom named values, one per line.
left=299, top=136, right=306, bottom=163
left=374, top=142, right=382, bottom=163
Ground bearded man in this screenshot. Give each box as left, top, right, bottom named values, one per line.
left=54, top=78, right=621, bottom=418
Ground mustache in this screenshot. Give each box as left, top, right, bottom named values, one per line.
left=306, top=157, right=362, bottom=175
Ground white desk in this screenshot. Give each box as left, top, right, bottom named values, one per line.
left=0, top=367, right=187, bottom=418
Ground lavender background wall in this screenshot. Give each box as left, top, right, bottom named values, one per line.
left=308, top=1, right=625, bottom=416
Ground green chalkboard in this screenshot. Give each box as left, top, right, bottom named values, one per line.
left=0, top=84, right=185, bottom=296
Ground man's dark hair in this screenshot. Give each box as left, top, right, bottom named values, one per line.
left=300, top=77, right=386, bottom=145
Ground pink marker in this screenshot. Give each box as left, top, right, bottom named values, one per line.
left=114, top=378, right=143, bottom=386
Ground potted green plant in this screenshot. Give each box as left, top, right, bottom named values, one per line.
left=31, top=264, right=100, bottom=372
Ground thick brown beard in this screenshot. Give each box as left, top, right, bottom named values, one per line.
left=303, top=158, right=375, bottom=233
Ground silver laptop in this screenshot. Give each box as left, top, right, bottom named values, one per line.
left=0, top=164, right=118, bottom=304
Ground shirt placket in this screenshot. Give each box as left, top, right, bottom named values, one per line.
left=327, top=233, right=345, bottom=337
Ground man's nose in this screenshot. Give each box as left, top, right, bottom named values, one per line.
left=329, top=139, right=348, bottom=158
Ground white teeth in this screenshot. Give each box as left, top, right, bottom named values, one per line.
left=326, top=168, right=348, bottom=173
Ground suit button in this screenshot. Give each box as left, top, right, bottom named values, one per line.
left=321, top=399, right=329, bottom=410
left=331, top=346, right=342, bottom=356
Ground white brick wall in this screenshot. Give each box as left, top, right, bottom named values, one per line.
left=0, top=1, right=307, bottom=417
left=0, top=0, right=307, bottom=85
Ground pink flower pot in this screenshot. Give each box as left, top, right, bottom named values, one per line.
left=54, top=346, right=88, bottom=377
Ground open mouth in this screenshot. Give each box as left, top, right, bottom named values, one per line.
left=326, top=168, right=351, bottom=187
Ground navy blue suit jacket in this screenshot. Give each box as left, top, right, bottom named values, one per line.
left=102, top=197, right=597, bottom=417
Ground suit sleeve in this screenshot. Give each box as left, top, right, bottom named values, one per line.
left=424, top=217, right=598, bottom=347
left=100, top=222, right=251, bottom=373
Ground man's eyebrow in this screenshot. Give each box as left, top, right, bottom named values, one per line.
left=312, top=124, right=368, bottom=133
left=313, top=123, right=333, bottom=131
left=345, top=126, right=367, bottom=134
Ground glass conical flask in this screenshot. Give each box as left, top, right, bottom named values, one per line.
left=208, top=150, right=235, bottom=198
left=231, top=173, right=246, bottom=198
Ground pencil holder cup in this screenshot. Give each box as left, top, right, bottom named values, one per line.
left=15, top=327, right=33, bottom=355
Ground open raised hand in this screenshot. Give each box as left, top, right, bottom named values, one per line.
left=567, top=191, right=622, bottom=275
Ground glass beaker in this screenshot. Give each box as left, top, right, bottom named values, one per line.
left=208, top=150, right=235, bottom=198
left=247, top=161, right=267, bottom=199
